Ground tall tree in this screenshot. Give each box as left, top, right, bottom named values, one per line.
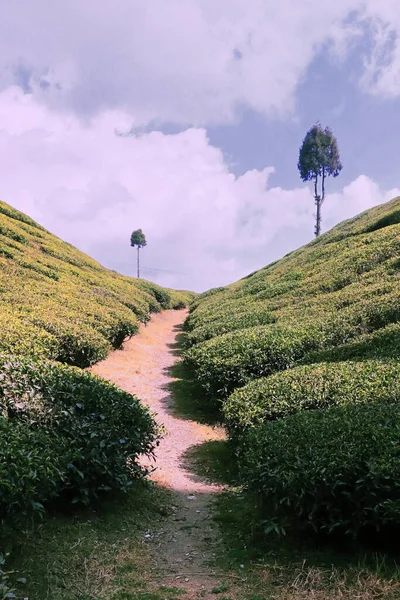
left=298, top=122, right=343, bottom=237
left=130, top=229, right=147, bottom=278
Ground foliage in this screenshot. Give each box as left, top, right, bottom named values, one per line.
left=130, top=228, right=147, bottom=248
left=0, top=200, right=193, bottom=534
left=298, top=122, right=342, bottom=236
left=185, top=197, right=400, bottom=402
left=185, top=311, right=367, bottom=402
left=186, top=305, right=276, bottom=345
left=0, top=200, right=192, bottom=367
left=224, top=360, right=400, bottom=435
left=185, top=323, right=327, bottom=400
left=240, top=402, right=400, bottom=537
left=304, top=322, right=400, bottom=363
left=0, top=354, right=159, bottom=525
left=298, top=122, right=342, bottom=184
left=185, top=195, right=400, bottom=540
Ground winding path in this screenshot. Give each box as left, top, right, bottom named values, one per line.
left=91, top=309, right=230, bottom=599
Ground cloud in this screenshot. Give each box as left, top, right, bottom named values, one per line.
left=2, top=1, right=400, bottom=126
left=0, top=87, right=398, bottom=292
left=0, top=0, right=383, bottom=127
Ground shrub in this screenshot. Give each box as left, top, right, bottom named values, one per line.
left=224, top=360, right=400, bottom=435
left=0, top=355, right=158, bottom=523
left=46, top=321, right=112, bottom=367
left=0, top=417, right=63, bottom=524
left=184, top=314, right=360, bottom=401
left=0, top=311, right=58, bottom=359
left=304, top=322, right=400, bottom=363
left=185, top=198, right=400, bottom=359
left=186, top=308, right=276, bottom=345
left=172, top=299, right=187, bottom=309
left=240, top=402, right=400, bottom=538
left=0, top=200, right=193, bottom=367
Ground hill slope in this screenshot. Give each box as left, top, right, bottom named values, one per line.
left=0, top=200, right=192, bottom=528
left=0, top=200, right=192, bottom=367
left=185, top=196, right=400, bottom=539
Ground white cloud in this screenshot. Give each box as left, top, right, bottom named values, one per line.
left=2, top=1, right=400, bottom=125
left=0, top=0, right=377, bottom=127
left=0, top=88, right=397, bottom=292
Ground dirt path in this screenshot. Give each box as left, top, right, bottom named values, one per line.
left=91, top=310, right=231, bottom=598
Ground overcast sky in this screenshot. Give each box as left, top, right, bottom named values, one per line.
left=1, top=1, right=400, bottom=291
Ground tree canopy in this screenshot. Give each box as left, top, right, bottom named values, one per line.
left=298, top=122, right=342, bottom=237
left=130, top=229, right=147, bottom=249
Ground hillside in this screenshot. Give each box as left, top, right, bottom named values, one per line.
left=0, top=200, right=192, bottom=367
left=185, top=195, right=400, bottom=539
left=0, top=200, right=192, bottom=531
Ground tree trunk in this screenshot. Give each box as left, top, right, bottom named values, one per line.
left=321, top=167, right=325, bottom=204
left=314, top=174, right=321, bottom=237
left=137, top=246, right=140, bottom=278
left=315, top=196, right=321, bottom=237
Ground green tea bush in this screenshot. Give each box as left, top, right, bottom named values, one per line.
left=185, top=198, right=400, bottom=403
left=186, top=307, right=276, bottom=345
left=304, top=322, right=400, bottom=363
left=0, top=418, right=63, bottom=524
left=0, top=200, right=193, bottom=368
left=0, top=311, right=58, bottom=359
left=240, top=402, right=400, bottom=537
left=184, top=196, right=400, bottom=542
left=185, top=324, right=326, bottom=399
left=134, top=279, right=171, bottom=308
left=224, top=360, right=400, bottom=435
left=0, top=355, right=158, bottom=523
left=185, top=313, right=362, bottom=401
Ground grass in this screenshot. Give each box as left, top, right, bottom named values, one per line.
left=183, top=438, right=400, bottom=600
left=165, top=343, right=400, bottom=600
left=164, top=332, right=223, bottom=426
left=6, top=482, right=188, bottom=600
left=5, top=319, right=400, bottom=600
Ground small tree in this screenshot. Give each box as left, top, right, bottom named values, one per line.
left=130, top=229, right=147, bottom=278
left=298, top=122, right=343, bottom=237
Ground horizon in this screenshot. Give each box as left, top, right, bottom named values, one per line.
left=2, top=1, right=400, bottom=292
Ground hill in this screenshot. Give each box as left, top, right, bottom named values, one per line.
left=0, top=200, right=192, bottom=529
left=0, top=200, right=192, bottom=367
left=185, top=196, right=400, bottom=539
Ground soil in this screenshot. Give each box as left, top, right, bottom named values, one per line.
left=91, top=310, right=236, bottom=599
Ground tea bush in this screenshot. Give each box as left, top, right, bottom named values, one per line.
left=185, top=195, right=400, bottom=539
left=186, top=198, right=400, bottom=355
left=304, top=322, right=400, bottom=363
left=0, top=200, right=194, bottom=368
left=186, top=199, right=400, bottom=398
left=0, top=355, right=159, bottom=524
left=0, top=417, right=63, bottom=524
left=186, top=305, right=277, bottom=346
left=224, top=360, right=400, bottom=435
left=240, top=402, right=400, bottom=537
left=185, top=315, right=361, bottom=401
left=0, top=201, right=193, bottom=531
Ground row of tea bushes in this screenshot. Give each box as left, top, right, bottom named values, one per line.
left=0, top=355, right=158, bottom=526
left=0, top=200, right=193, bottom=528
left=185, top=313, right=366, bottom=401
left=224, top=360, right=400, bottom=435
left=185, top=196, right=400, bottom=538
left=0, top=200, right=193, bottom=367
left=240, top=401, right=400, bottom=537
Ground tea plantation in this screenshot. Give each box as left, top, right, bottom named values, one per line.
left=184, top=195, right=400, bottom=539
left=0, top=200, right=192, bottom=527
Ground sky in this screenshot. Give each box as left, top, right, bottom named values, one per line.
left=1, top=1, right=400, bottom=291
